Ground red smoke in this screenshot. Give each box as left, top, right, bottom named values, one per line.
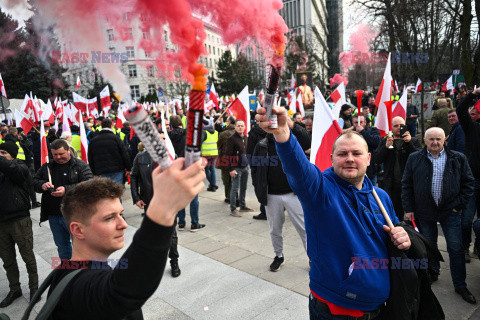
left=339, top=23, right=378, bottom=75
left=329, top=74, right=348, bottom=87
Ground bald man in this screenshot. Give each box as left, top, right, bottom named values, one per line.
left=402, top=127, right=475, bottom=304
left=429, top=98, right=453, bottom=135
left=374, top=116, right=422, bottom=220
left=255, top=105, right=410, bottom=319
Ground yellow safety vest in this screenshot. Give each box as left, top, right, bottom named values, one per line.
left=201, top=130, right=219, bottom=156
left=71, top=134, right=82, bottom=157
left=16, top=141, right=25, bottom=161
left=120, top=131, right=125, bottom=141
left=391, top=95, right=400, bottom=101
left=181, top=115, right=187, bottom=129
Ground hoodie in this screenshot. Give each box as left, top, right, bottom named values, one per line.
left=275, top=133, right=399, bottom=311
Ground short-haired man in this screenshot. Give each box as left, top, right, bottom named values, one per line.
left=402, top=127, right=475, bottom=303
left=33, top=139, right=93, bottom=260
left=49, top=158, right=205, bottom=319
left=217, top=116, right=236, bottom=203
left=0, top=142, right=38, bottom=307
left=429, top=98, right=453, bottom=135
left=292, top=112, right=303, bottom=125
left=256, top=106, right=410, bottom=319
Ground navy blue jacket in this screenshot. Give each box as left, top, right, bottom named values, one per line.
left=457, top=93, right=480, bottom=178
left=401, top=147, right=474, bottom=222
left=447, top=122, right=465, bottom=154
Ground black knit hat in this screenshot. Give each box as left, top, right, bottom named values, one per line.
left=0, top=141, right=18, bottom=158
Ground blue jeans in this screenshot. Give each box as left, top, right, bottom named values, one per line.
left=100, top=171, right=124, bottom=185
left=205, top=163, right=217, bottom=188
left=178, top=195, right=199, bottom=226
left=418, top=212, right=466, bottom=288
left=48, top=215, right=72, bottom=260
left=230, top=167, right=248, bottom=211
left=309, top=294, right=383, bottom=320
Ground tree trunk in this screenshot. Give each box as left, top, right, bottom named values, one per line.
left=460, top=0, right=473, bottom=86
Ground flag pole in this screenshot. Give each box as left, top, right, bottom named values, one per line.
left=214, top=103, right=233, bottom=124
left=371, top=188, right=395, bottom=229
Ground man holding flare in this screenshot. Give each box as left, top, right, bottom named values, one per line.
left=255, top=105, right=410, bottom=319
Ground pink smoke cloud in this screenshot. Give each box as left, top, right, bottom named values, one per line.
left=329, top=74, right=348, bottom=87
left=339, top=22, right=378, bottom=74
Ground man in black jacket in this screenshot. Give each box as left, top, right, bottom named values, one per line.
left=247, top=121, right=268, bottom=219
left=402, top=127, right=475, bottom=304
left=88, top=118, right=131, bottom=184
left=33, top=139, right=93, bottom=260
left=374, top=116, right=422, bottom=220
left=251, top=119, right=309, bottom=271
left=352, top=115, right=381, bottom=185
left=0, top=141, right=38, bottom=307
left=49, top=157, right=205, bottom=319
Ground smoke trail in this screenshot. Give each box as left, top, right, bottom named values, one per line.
left=329, top=74, right=348, bottom=87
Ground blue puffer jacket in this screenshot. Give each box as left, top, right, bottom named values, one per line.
left=275, top=133, right=399, bottom=311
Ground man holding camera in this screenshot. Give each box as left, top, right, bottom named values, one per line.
left=33, top=139, right=93, bottom=260
left=374, top=116, right=422, bottom=220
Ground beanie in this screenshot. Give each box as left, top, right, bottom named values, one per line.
left=0, top=141, right=18, bottom=158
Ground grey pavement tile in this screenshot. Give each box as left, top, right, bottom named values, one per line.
left=290, top=281, right=310, bottom=297
left=205, top=246, right=253, bottom=265
left=236, top=219, right=271, bottom=236
left=229, top=253, right=274, bottom=276
left=142, top=296, right=192, bottom=320
left=257, top=263, right=309, bottom=290
left=182, top=237, right=227, bottom=255
left=178, top=231, right=208, bottom=245
left=253, top=293, right=309, bottom=320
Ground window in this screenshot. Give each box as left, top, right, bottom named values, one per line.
left=144, top=50, right=151, bottom=58
left=148, top=84, right=156, bottom=95
left=107, top=29, right=114, bottom=41
left=128, top=28, right=133, bottom=39
left=142, top=30, right=150, bottom=40
left=130, top=85, right=140, bottom=100
left=126, top=46, right=135, bottom=58
left=128, top=65, right=137, bottom=77
left=148, top=65, right=155, bottom=77
left=208, top=45, right=211, bottom=53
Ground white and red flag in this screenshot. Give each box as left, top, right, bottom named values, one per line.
left=100, top=85, right=112, bottom=113
left=205, top=100, right=215, bottom=113
left=75, top=76, right=81, bottom=89
left=289, top=91, right=297, bottom=113
left=73, top=92, right=87, bottom=113
left=296, top=93, right=305, bottom=117
left=13, top=109, right=34, bottom=134
left=23, top=93, right=40, bottom=123
left=392, top=86, right=408, bottom=120
left=62, top=104, right=71, bottom=133
left=374, top=53, right=393, bottom=137
left=228, top=86, right=250, bottom=135
left=160, top=111, right=175, bottom=161
left=310, top=87, right=342, bottom=171
left=434, top=80, right=439, bottom=89
left=116, top=104, right=127, bottom=129
left=330, top=82, right=346, bottom=119
left=391, top=80, right=398, bottom=92
left=42, top=99, right=55, bottom=124
left=441, top=76, right=454, bottom=92
left=86, top=97, right=98, bottom=118
left=40, top=119, right=49, bottom=166
left=78, top=114, right=88, bottom=163
left=415, top=78, right=422, bottom=93
left=209, top=83, right=219, bottom=109
left=0, top=73, right=7, bottom=98
left=290, top=73, right=296, bottom=90
left=258, top=89, right=264, bottom=103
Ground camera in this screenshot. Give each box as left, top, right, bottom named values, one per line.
left=399, top=124, right=408, bottom=137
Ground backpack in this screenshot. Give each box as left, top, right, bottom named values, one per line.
left=0, top=269, right=82, bottom=320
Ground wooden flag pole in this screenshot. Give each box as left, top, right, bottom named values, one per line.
left=371, top=188, right=395, bottom=229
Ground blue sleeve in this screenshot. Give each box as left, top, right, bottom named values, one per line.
left=275, top=132, right=324, bottom=206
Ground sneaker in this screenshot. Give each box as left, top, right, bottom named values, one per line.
left=171, top=260, right=181, bottom=278
left=270, top=256, right=284, bottom=272
left=207, top=186, right=216, bottom=192
left=466, top=249, right=472, bottom=263
left=0, top=290, right=22, bottom=308
left=178, top=223, right=185, bottom=231
left=190, top=224, right=206, bottom=232
left=213, top=185, right=219, bottom=190
left=230, top=210, right=242, bottom=217
left=253, top=213, right=267, bottom=220
left=239, top=206, right=254, bottom=212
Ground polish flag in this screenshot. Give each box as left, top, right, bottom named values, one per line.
left=415, top=78, right=422, bottom=93
left=434, top=80, right=439, bottom=89
left=310, top=87, right=342, bottom=171
left=289, top=92, right=297, bottom=113
left=75, top=76, right=81, bottom=89
left=296, top=93, right=305, bottom=117
left=73, top=92, right=87, bottom=113
left=391, top=80, right=398, bottom=92
left=40, top=119, right=49, bottom=166
left=86, top=97, right=98, bottom=118
left=374, top=53, right=393, bottom=137
left=330, top=82, right=346, bottom=119
left=392, top=86, right=407, bottom=120
left=62, top=104, right=71, bottom=134
left=42, top=99, right=55, bottom=124
left=228, top=86, right=250, bottom=135
left=78, top=114, right=88, bottom=163
left=441, top=76, right=454, bottom=92
left=116, top=104, right=127, bottom=129
left=229, top=94, right=235, bottom=102
left=209, top=83, right=219, bottom=109
left=205, top=100, right=215, bottom=112
left=0, top=73, right=7, bottom=98
left=100, top=85, right=111, bottom=113
left=13, top=109, right=34, bottom=134
left=24, top=93, right=40, bottom=123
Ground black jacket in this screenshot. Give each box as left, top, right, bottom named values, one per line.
left=383, top=221, right=444, bottom=320
left=246, top=123, right=267, bottom=158
left=357, top=126, right=381, bottom=178
left=49, top=217, right=174, bottom=320
left=225, top=131, right=248, bottom=172
left=168, top=127, right=186, bottom=158
left=401, top=147, right=474, bottom=222
left=33, top=158, right=93, bottom=223
left=374, top=136, right=422, bottom=192
left=457, top=92, right=480, bottom=178
left=88, top=129, right=132, bottom=175
left=0, top=157, right=31, bottom=223
left=130, top=151, right=154, bottom=205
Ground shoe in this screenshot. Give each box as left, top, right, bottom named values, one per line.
left=32, top=202, right=41, bottom=209
left=0, top=290, right=22, bottom=308
left=213, top=185, right=219, bottom=190
left=190, top=224, right=206, bottom=232
left=230, top=210, right=242, bottom=217
left=207, top=186, right=216, bottom=192
left=455, top=287, right=477, bottom=304
left=466, top=249, right=472, bottom=263
left=224, top=198, right=230, bottom=204
left=30, top=288, right=40, bottom=302
left=253, top=213, right=267, bottom=220
left=270, top=256, right=284, bottom=272
left=171, top=261, right=181, bottom=278
left=178, top=223, right=185, bottom=231
left=239, top=206, right=254, bottom=212
left=429, top=271, right=439, bottom=283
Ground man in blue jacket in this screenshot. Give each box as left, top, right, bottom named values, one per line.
left=255, top=106, right=410, bottom=319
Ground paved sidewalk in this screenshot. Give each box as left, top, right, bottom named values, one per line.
left=1, top=169, right=480, bottom=319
